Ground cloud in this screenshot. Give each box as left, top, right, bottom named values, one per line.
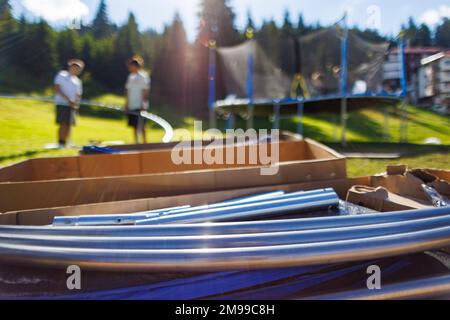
left=420, top=5, right=450, bottom=25
left=22, top=0, right=89, bottom=21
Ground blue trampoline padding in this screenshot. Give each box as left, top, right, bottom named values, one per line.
left=213, top=259, right=412, bottom=300
left=82, top=146, right=122, bottom=154
left=46, top=258, right=412, bottom=300
left=55, top=267, right=327, bottom=300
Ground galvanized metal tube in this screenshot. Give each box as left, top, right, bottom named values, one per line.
left=3, top=214, right=450, bottom=250
left=1, top=225, right=450, bottom=272
left=53, top=205, right=192, bottom=227
left=1, top=207, right=450, bottom=237
left=306, top=274, right=450, bottom=300
left=54, top=190, right=322, bottom=227
left=136, top=192, right=340, bottom=225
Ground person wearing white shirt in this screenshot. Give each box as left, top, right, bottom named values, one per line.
left=124, top=56, right=151, bottom=144
left=54, top=59, right=84, bottom=148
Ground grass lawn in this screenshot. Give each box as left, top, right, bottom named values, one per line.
left=0, top=96, right=197, bottom=167
left=0, top=96, right=448, bottom=177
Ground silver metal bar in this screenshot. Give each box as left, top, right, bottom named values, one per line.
left=1, top=207, right=450, bottom=237
left=1, top=225, right=450, bottom=272
left=52, top=191, right=287, bottom=226
left=53, top=205, right=192, bottom=227
left=3, top=214, right=450, bottom=250
left=52, top=191, right=310, bottom=227
left=135, top=192, right=339, bottom=225
left=306, top=274, right=450, bottom=300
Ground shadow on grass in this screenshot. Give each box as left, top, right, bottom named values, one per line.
left=326, top=142, right=450, bottom=156
left=0, top=149, right=48, bottom=163
left=78, top=103, right=193, bottom=129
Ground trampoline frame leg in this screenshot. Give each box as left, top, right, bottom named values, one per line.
left=340, top=97, right=348, bottom=147
left=273, top=103, right=281, bottom=130
left=227, top=113, right=235, bottom=130
left=383, top=106, right=390, bottom=140
left=400, top=100, right=408, bottom=143
left=297, top=101, right=304, bottom=138
left=247, top=104, right=254, bottom=129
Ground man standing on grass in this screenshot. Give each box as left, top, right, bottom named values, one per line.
left=124, top=55, right=151, bottom=144
left=54, top=59, right=84, bottom=148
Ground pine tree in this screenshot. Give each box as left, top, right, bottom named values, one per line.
left=435, top=18, right=450, bottom=48
left=92, top=0, right=113, bottom=39
left=0, top=0, right=16, bottom=44
left=154, top=13, right=189, bottom=111
left=245, top=11, right=255, bottom=32
left=416, top=24, right=432, bottom=47
left=192, top=0, right=240, bottom=115
left=281, top=10, right=294, bottom=36
left=112, top=13, right=142, bottom=88
left=0, top=0, right=12, bottom=20
left=196, top=0, right=240, bottom=47
left=57, top=29, right=81, bottom=68
left=297, top=14, right=306, bottom=35
left=406, top=17, right=418, bottom=46
left=24, top=20, right=57, bottom=82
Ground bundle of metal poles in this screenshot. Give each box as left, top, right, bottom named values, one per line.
left=0, top=190, right=449, bottom=272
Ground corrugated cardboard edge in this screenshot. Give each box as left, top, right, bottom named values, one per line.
left=0, top=177, right=368, bottom=226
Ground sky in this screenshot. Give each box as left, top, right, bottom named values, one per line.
left=10, top=0, right=450, bottom=41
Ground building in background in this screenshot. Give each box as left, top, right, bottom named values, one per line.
left=415, top=52, right=450, bottom=113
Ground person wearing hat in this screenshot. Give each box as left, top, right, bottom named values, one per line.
left=124, top=55, right=151, bottom=144
left=54, top=59, right=84, bottom=148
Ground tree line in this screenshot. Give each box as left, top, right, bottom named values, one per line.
left=0, top=0, right=449, bottom=116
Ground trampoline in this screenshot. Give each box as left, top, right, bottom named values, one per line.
left=208, top=15, right=408, bottom=143
left=215, top=95, right=401, bottom=118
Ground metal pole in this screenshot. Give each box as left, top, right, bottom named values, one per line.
left=7, top=214, right=450, bottom=251
left=399, top=31, right=408, bottom=143
left=246, top=50, right=255, bottom=130
left=273, top=101, right=281, bottom=130
left=383, top=107, right=390, bottom=140
left=297, top=99, right=304, bottom=138
left=226, top=113, right=235, bottom=130
left=340, top=13, right=349, bottom=147
left=3, top=224, right=450, bottom=272
left=3, top=207, right=450, bottom=237
left=208, top=40, right=217, bottom=129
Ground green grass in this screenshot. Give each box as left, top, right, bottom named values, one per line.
left=0, top=97, right=197, bottom=167
left=0, top=97, right=448, bottom=177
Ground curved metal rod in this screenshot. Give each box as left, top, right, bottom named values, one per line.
left=1, top=225, right=450, bottom=272
left=135, top=192, right=339, bottom=225
left=305, top=274, right=450, bottom=300
left=1, top=207, right=449, bottom=237
left=3, top=214, right=450, bottom=250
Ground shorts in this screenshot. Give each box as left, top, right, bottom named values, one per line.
left=56, top=105, right=76, bottom=126
left=128, top=112, right=147, bottom=129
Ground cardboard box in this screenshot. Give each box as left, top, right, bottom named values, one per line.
left=0, top=177, right=368, bottom=226
left=0, top=137, right=345, bottom=182
left=1, top=168, right=448, bottom=226
left=0, top=151, right=346, bottom=213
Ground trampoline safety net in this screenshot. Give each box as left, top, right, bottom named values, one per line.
left=216, top=25, right=390, bottom=102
